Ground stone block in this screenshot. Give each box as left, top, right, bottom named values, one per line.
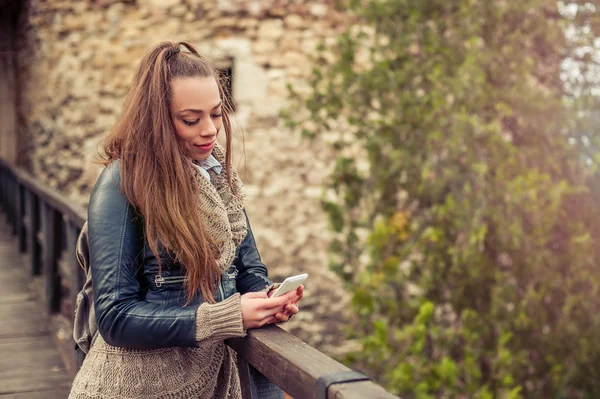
left=61, top=14, right=86, bottom=31
left=257, top=18, right=283, bottom=41
left=212, top=17, right=238, bottom=29
left=267, top=7, right=287, bottom=18
left=252, top=39, right=277, bottom=54
left=233, top=61, right=267, bottom=103
left=140, top=0, right=181, bottom=8
left=309, top=3, right=328, bottom=18
left=279, top=31, right=302, bottom=52
left=94, top=0, right=126, bottom=6
left=284, top=14, right=304, bottom=29
left=170, top=4, right=188, bottom=17
left=270, top=51, right=307, bottom=69
left=239, top=18, right=258, bottom=29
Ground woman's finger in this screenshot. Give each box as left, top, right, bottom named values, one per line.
left=258, top=314, right=277, bottom=327
left=257, top=308, right=279, bottom=320
left=275, top=312, right=289, bottom=322
left=259, top=302, right=295, bottom=320
left=283, top=304, right=299, bottom=316
left=288, top=286, right=304, bottom=305
left=261, top=290, right=299, bottom=311
left=290, top=294, right=303, bottom=305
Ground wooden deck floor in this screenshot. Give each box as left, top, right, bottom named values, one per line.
left=0, top=218, right=71, bottom=398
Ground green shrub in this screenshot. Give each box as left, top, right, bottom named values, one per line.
left=288, top=0, right=600, bottom=397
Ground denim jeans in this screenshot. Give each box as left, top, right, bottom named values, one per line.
left=248, top=363, right=284, bottom=399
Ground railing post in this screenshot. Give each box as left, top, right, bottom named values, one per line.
left=0, top=168, right=6, bottom=219
left=25, top=189, right=41, bottom=275
left=8, top=170, right=16, bottom=230
left=2, top=168, right=9, bottom=225
left=1, top=168, right=5, bottom=210
left=0, top=167, right=3, bottom=207
left=0, top=169, right=5, bottom=215
left=42, top=201, right=62, bottom=313
left=17, top=183, right=26, bottom=252
left=1, top=168, right=13, bottom=229
left=11, top=172, right=18, bottom=235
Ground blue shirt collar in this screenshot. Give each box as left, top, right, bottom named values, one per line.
left=192, top=154, right=222, bottom=182
left=199, top=154, right=222, bottom=175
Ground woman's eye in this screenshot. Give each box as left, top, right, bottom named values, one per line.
left=183, top=119, right=200, bottom=126
left=211, top=113, right=223, bottom=119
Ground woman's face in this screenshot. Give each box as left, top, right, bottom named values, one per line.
left=170, top=76, right=223, bottom=161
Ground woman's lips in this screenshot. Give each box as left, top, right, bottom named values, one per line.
left=194, top=141, right=215, bottom=151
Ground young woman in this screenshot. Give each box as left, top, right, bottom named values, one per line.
left=69, top=41, right=303, bottom=399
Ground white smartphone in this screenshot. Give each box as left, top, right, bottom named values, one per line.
left=271, top=273, right=308, bottom=297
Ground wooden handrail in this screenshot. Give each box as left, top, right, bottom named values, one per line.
left=0, top=157, right=399, bottom=399
left=228, top=325, right=397, bottom=398
left=0, top=158, right=87, bottom=228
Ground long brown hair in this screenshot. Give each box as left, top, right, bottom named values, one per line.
left=103, top=41, right=236, bottom=304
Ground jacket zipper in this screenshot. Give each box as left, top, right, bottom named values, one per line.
left=154, top=271, right=236, bottom=301
left=154, top=275, right=186, bottom=288
left=227, top=269, right=238, bottom=279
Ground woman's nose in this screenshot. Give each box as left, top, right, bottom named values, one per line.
left=199, top=117, right=217, bottom=137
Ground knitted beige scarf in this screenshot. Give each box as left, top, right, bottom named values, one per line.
left=192, top=142, right=247, bottom=272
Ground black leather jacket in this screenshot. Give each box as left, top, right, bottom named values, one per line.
left=88, top=162, right=273, bottom=349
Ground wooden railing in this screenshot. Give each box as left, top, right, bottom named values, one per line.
left=0, top=158, right=398, bottom=399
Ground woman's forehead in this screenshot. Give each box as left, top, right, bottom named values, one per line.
left=171, top=77, right=221, bottom=113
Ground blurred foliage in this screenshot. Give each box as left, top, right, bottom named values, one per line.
left=286, top=0, right=600, bottom=397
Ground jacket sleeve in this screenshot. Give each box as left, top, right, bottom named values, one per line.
left=233, top=210, right=275, bottom=294
left=89, top=162, right=244, bottom=348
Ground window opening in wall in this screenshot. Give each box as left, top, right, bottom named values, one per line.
left=216, top=57, right=236, bottom=113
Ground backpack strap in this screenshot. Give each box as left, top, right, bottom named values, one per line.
left=76, top=221, right=90, bottom=273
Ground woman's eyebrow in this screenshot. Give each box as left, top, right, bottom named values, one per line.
left=179, top=101, right=222, bottom=114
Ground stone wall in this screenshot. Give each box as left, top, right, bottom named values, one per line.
left=15, top=0, right=357, bottom=354
left=0, top=1, right=20, bottom=163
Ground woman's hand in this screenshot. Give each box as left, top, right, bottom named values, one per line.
left=268, top=285, right=304, bottom=324
left=240, top=289, right=299, bottom=330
